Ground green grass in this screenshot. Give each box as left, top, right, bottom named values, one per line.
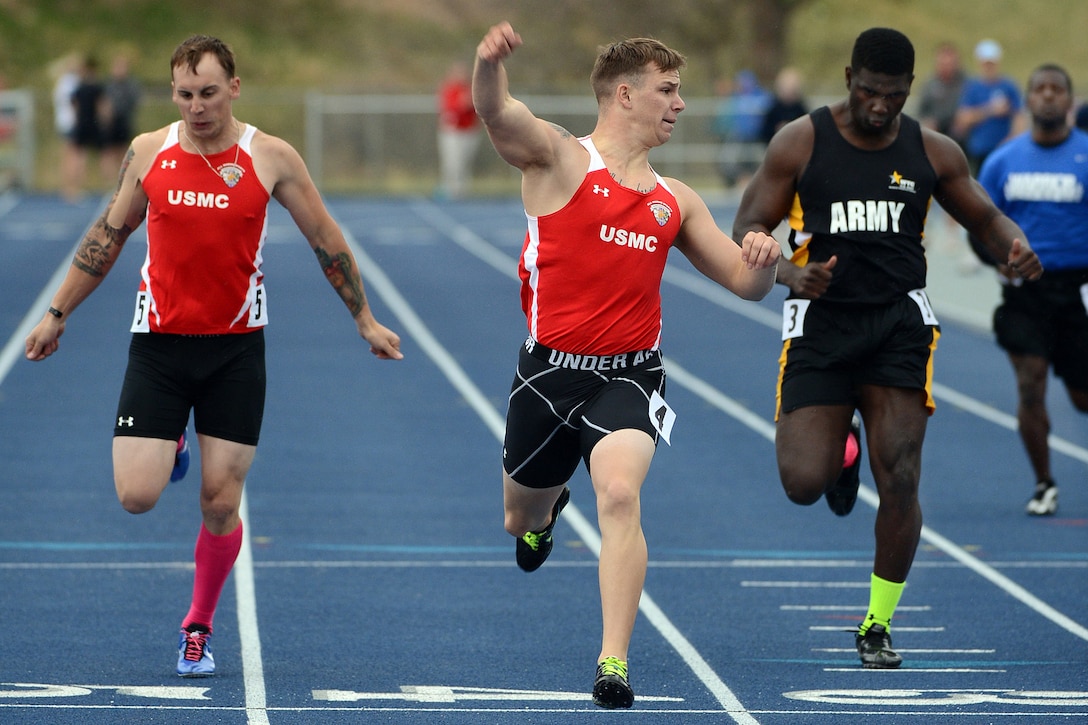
left=9, top=0, right=1088, bottom=193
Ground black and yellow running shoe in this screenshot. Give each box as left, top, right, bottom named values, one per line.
left=592, top=656, right=634, bottom=708
left=515, top=486, right=570, bottom=572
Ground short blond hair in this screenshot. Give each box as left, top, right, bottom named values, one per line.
left=590, top=38, right=686, bottom=101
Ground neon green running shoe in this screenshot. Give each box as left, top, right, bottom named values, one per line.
left=592, top=656, right=633, bottom=709
left=515, top=487, right=570, bottom=572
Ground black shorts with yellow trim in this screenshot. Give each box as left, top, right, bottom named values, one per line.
left=776, top=294, right=940, bottom=418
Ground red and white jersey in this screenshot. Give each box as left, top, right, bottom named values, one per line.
left=519, top=136, right=682, bottom=355
left=133, top=121, right=271, bottom=335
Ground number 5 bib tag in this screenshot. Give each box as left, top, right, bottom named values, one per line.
left=648, top=389, right=676, bottom=446
left=130, top=290, right=151, bottom=332
left=247, top=283, right=268, bottom=327
left=782, top=299, right=811, bottom=340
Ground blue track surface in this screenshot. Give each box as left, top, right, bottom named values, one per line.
left=1, top=192, right=1085, bottom=723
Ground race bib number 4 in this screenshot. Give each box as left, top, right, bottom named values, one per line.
left=648, top=389, right=675, bottom=446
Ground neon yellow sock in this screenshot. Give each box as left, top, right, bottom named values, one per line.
left=861, top=573, right=905, bottom=634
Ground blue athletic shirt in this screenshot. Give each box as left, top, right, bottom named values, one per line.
left=979, top=128, right=1088, bottom=271
left=959, top=76, right=1022, bottom=159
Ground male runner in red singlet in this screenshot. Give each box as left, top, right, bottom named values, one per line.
left=25, top=34, right=402, bottom=677
left=473, top=21, right=780, bottom=708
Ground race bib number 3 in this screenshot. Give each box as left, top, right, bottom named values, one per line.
left=782, top=299, right=811, bottom=340
left=908, top=288, right=939, bottom=326
left=648, top=389, right=676, bottom=446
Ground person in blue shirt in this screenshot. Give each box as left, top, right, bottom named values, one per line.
left=978, top=63, right=1088, bottom=516
left=953, top=39, right=1022, bottom=175
left=712, top=69, right=770, bottom=187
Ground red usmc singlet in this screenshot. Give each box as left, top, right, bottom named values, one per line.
left=134, top=122, right=271, bottom=335
left=519, top=136, right=682, bottom=355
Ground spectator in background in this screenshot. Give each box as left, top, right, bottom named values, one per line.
left=759, top=67, right=807, bottom=144
left=919, top=42, right=966, bottom=140
left=953, top=39, right=1022, bottom=175
left=0, top=73, right=16, bottom=143
left=69, top=55, right=106, bottom=198
left=52, top=53, right=82, bottom=201
left=919, top=43, right=968, bottom=251
left=101, top=53, right=142, bottom=175
left=1074, top=102, right=1088, bottom=132
left=436, top=60, right=480, bottom=199
left=712, top=69, right=770, bottom=188
left=0, top=73, right=19, bottom=190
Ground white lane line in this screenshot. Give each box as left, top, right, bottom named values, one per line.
left=0, top=198, right=271, bottom=725
left=358, top=204, right=759, bottom=723
left=0, top=197, right=108, bottom=384
left=665, top=356, right=1088, bottom=643
left=787, top=600, right=931, bottom=605
left=810, top=626, right=945, bottom=632
left=235, top=493, right=269, bottom=725
left=814, top=648, right=995, bottom=654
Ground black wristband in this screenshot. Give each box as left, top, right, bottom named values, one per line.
left=48, top=306, right=63, bottom=319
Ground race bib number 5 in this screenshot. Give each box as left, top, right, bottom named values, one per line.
left=130, top=290, right=151, bottom=332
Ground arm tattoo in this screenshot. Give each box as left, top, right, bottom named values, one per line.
left=314, top=246, right=365, bottom=317
left=547, top=122, right=572, bottom=139
left=73, top=146, right=140, bottom=277
left=115, top=147, right=135, bottom=190
left=73, top=217, right=132, bottom=278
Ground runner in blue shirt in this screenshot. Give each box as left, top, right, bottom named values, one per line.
left=978, top=63, right=1088, bottom=516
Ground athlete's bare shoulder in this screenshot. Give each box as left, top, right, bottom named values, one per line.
left=126, top=126, right=173, bottom=181
left=247, top=127, right=308, bottom=192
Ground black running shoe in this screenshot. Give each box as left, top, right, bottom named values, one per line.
left=855, top=623, right=902, bottom=669
left=826, top=414, right=862, bottom=516
left=1025, top=479, right=1058, bottom=516
left=515, top=487, right=570, bottom=572
left=592, top=656, right=634, bottom=709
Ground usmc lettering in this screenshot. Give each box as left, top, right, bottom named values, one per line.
left=168, top=190, right=230, bottom=209
left=599, top=225, right=658, bottom=252
left=829, top=200, right=904, bottom=234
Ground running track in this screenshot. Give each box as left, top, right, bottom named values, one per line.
left=0, top=192, right=1085, bottom=723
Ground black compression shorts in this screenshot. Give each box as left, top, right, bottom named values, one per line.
left=114, top=330, right=266, bottom=445
left=994, top=269, right=1088, bottom=389
left=502, top=338, right=667, bottom=489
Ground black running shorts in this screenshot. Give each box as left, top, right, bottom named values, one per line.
left=994, top=269, right=1088, bottom=389
left=502, top=338, right=667, bottom=489
left=114, top=330, right=266, bottom=445
left=777, top=293, right=940, bottom=417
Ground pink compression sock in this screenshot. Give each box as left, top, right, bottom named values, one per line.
left=843, top=429, right=859, bottom=468
left=182, top=521, right=243, bottom=632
